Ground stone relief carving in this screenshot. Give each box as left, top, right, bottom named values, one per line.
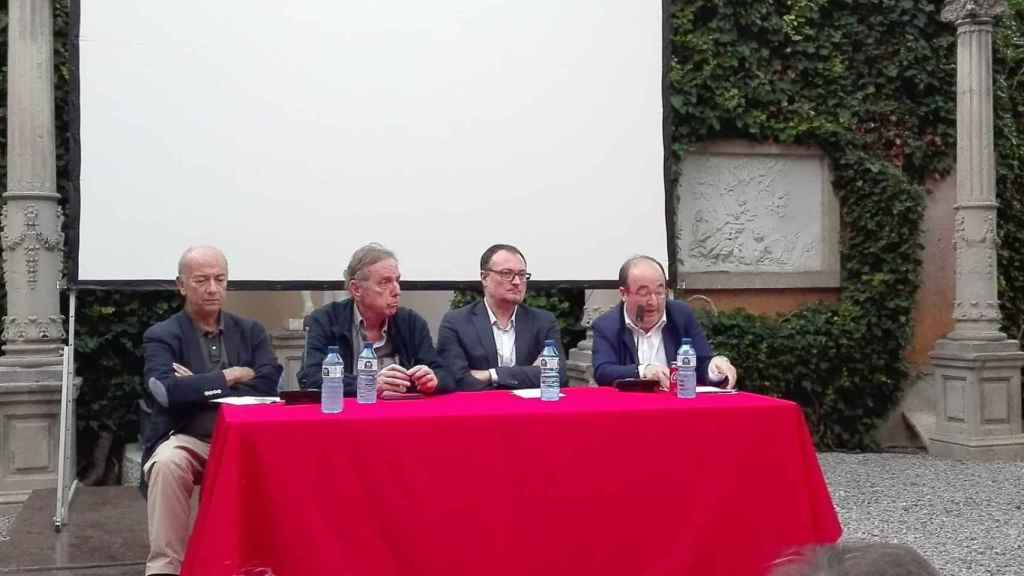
left=1, top=203, right=65, bottom=290
left=941, top=0, right=1008, bottom=23
left=677, top=155, right=822, bottom=273
left=2, top=314, right=67, bottom=342
left=953, top=299, right=1002, bottom=321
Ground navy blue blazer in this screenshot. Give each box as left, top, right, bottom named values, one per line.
left=141, top=311, right=282, bottom=470
left=591, top=300, right=713, bottom=386
left=437, top=300, right=566, bottom=391
left=297, top=299, right=454, bottom=395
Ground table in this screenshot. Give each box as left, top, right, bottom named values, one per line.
left=182, top=388, right=841, bottom=576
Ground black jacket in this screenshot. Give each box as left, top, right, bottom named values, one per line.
left=297, top=299, right=454, bottom=395
left=437, top=300, right=566, bottom=391
left=141, top=311, right=282, bottom=476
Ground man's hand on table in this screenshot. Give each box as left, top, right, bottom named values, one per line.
left=709, top=356, right=737, bottom=389
left=641, top=364, right=671, bottom=391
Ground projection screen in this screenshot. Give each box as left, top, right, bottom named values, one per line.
left=73, top=0, right=667, bottom=286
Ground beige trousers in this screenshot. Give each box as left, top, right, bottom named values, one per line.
left=144, top=434, right=210, bottom=576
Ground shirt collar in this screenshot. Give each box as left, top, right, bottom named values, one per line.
left=484, top=299, right=517, bottom=331
left=194, top=312, right=224, bottom=338
left=354, top=302, right=389, bottom=340
left=623, top=306, right=666, bottom=336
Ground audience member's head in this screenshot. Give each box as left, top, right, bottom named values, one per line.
left=345, top=243, right=401, bottom=320
left=770, top=542, right=939, bottom=576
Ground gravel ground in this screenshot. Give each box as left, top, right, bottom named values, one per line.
left=0, top=452, right=1020, bottom=574
left=818, top=452, right=1024, bottom=576
left=0, top=508, right=16, bottom=543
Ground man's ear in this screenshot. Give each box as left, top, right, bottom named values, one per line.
left=618, top=286, right=628, bottom=303
left=175, top=276, right=186, bottom=297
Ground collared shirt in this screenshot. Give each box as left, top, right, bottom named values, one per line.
left=624, top=306, right=725, bottom=382
left=623, top=307, right=668, bottom=376
left=484, top=300, right=517, bottom=384
left=182, top=314, right=227, bottom=441
left=353, top=303, right=397, bottom=369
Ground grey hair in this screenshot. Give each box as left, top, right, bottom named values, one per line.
left=177, top=246, right=228, bottom=278
left=344, top=243, right=397, bottom=283
left=770, top=543, right=939, bottom=576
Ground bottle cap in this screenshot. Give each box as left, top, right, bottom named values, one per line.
left=328, top=345, right=340, bottom=354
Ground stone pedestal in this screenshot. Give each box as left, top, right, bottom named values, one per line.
left=929, top=339, right=1024, bottom=460
left=0, top=367, right=71, bottom=514
left=272, top=330, right=306, bottom=392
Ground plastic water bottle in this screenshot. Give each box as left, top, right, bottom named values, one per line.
left=321, top=346, right=344, bottom=414
left=356, top=342, right=378, bottom=404
left=539, top=339, right=560, bottom=401
left=676, top=338, right=697, bottom=399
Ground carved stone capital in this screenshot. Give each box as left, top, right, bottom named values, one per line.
left=1, top=314, right=67, bottom=342
left=941, top=0, right=1008, bottom=23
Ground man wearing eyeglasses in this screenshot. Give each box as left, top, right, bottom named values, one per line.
left=438, top=244, right=567, bottom=390
left=298, top=243, right=453, bottom=395
left=592, top=255, right=737, bottom=390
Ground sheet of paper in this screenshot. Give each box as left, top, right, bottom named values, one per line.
left=211, top=396, right=282, bottom=405
left=511, top=389, right=566, bottom=399
left=696, top=386, right=737, bottom=395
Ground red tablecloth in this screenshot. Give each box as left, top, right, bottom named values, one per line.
left=182, top=388, right=840, bottom=576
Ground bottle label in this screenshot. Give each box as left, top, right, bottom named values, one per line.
left=678, top=356, right=693, bottom=368
left=323, top=365, right=344, bottom=378
left=540, top=358, right=559, bottom=369
left=359, top=358, right=379, bottom=372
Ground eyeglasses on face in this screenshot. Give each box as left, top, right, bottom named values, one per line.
left=486, top=268, right=531, bottom=282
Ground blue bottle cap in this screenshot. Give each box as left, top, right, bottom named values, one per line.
left=327, top=345, right=339, bottom=354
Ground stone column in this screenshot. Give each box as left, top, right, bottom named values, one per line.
left=0, top=0, right=70, bottom=510
left=928, top=0, right=1024, bottom=460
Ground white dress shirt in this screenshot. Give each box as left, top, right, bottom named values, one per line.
left=623, top=306, right=724, bottom=382
left=485, top=301, right=517, bottom=383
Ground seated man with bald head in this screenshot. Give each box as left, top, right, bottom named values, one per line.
left=141, top=246, right=283, bottom=576
left=592, top=255, right=736, bottom=390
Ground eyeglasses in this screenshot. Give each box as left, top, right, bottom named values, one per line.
left=486, top=269, right=532, bottom=282
left=630, top=287, right=668, bottom=300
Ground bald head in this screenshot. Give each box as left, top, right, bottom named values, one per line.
left=178, top=246, right=228, bottom=279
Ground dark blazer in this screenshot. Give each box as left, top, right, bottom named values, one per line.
left=437, top=300, right=566, bottom=391
left=591, top=300, right=713, bottom=386
left=141, top=311, right=282, bottom=472
left=297, top=299, right=454, bottom=395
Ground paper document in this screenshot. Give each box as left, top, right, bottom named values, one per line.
left=696, top=386, right=737, bottom=394
left=212, top=396, right=282, bottom=405
left=511, top=389, right=566, bottom=399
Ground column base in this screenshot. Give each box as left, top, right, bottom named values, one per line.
left=928, top=433, right=1024, bottom=462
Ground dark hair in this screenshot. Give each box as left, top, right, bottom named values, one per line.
left=770, top=543, right=939, bottom=576
left=617, top=255, right=666, bottom=289
left=480, top=244, right=527, bottom=271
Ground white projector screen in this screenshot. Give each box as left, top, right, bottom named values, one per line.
left=74, top=0, right=667, bottom=286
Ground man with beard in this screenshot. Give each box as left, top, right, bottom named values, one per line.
left=438, top=244, right=566, bottom=391
left=298, top=243, right=452, bottom=395
left=592, top=255, right=737, bottom=390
